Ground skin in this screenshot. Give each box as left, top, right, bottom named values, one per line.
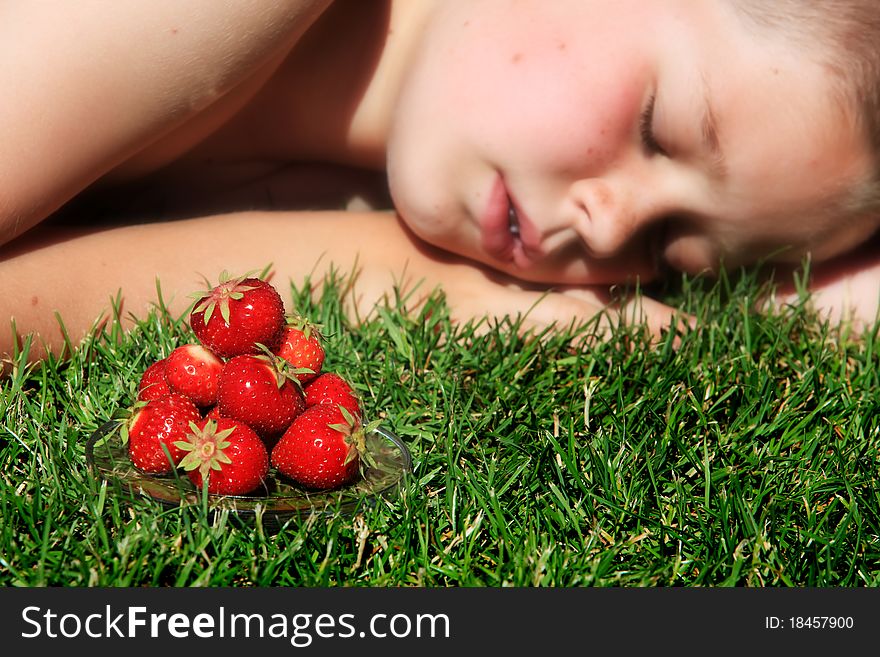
left=0, top=0, right=876, bottom=364
left=387, top=0, right=876, bottom=281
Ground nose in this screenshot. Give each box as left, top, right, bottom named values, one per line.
left=567, top=178, right=662, bottom=258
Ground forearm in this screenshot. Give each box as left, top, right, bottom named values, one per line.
left=0, top=209, right=684, bottom=365
left=0, top=0, right=332, bottom=243
left=0, top=210, right=392, bottom=361
left=768, top=247, right=880, bottom=329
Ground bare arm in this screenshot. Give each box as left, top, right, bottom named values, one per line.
left=767, top=240, right=880, bottom=330
left=0, top=211, right=683, bottom=363
left=0, top=0, right=332, bottom=244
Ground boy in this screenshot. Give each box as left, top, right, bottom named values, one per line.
left=1, top=0, right=878, bottom=363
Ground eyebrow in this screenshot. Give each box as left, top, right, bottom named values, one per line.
left=700, top=77, right=727, bottom=180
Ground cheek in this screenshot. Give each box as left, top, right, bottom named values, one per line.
left=393, top=5, right=649, bottom=174
left=460, top=49, right=646, bottom=174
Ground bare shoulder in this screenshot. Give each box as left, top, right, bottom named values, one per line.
left=0, top=0, right=334, bottom=245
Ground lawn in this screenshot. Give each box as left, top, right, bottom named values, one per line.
left=1, top=269, right=879, bottom=587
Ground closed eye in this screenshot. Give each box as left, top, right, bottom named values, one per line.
left=640, top=94, right=668, bottom=157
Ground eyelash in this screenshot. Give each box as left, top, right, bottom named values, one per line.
left=640, top=94, right=667, bottom=156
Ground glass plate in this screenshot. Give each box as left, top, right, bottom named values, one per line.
left=85, top=418, right=412, bottom=523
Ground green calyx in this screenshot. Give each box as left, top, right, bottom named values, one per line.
left=189, top=271, right=259, bottom=326
left=285, top=313, right=326, bottom=342
left=329, top=406, right=381, bottom=471
left=254, top=344, right=310, bottom=391
left=175, top=420, right=234, bottom=480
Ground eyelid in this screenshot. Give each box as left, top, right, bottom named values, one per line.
left=640, top=94, right=668, bottom=157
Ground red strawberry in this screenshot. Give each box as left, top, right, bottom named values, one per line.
left=125, top=393, right=201, bottom=473
left=304, top=372, right=361, bottom=419
left=274, top=316, right=325, bottom=384
left=164, top=344, right=223, bottom=408
left=203, top=405, right=224, bottom=420
left=271, top=404, right=366, bottom=490
left=216, top=354, right=305, bottom=444
left=189, top=272, right=286, bottom=358
left=137, top=358, right=172, bottom=401
left=176, top=417, right=268, bottom=495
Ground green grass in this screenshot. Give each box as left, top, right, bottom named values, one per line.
left=2, top=268, right=879, bottom=587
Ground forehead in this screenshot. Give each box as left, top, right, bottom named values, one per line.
left=700, top=10, right=873, bottom=228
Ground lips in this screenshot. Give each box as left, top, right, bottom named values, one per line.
left=480, top=175, right=541, bottom=267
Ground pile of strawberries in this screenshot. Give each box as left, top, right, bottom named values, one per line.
left=123, top=272, right=371, bottom=496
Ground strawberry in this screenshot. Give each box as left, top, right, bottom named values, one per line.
left=216, top=354, right=305, bottom=445
left=274, top=316, right=325, bottom=384
left=203, top=405, right=224, bottom=420
left=189, top=272, right=286, bottom=358
left=124, top=393, right=201, bottom=474
left=304, top=372, right=361, bottom=419
left=164, top=344, right=223, bottom=408
left=271, top=404, right=366, bottom=490
left=176, top=417, right=268, bottom=495
left=137, top=358, right=172, bottom=401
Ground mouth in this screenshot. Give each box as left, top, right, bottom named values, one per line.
left=507, top=203, right=521, bottom=239
left=480, top=175, right=541, bottom=267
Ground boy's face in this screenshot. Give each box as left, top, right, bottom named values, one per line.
left=386, top=0, right=876, bottom=285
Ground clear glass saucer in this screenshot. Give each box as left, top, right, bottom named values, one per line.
left=85, top=417, right=412, bottom=523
